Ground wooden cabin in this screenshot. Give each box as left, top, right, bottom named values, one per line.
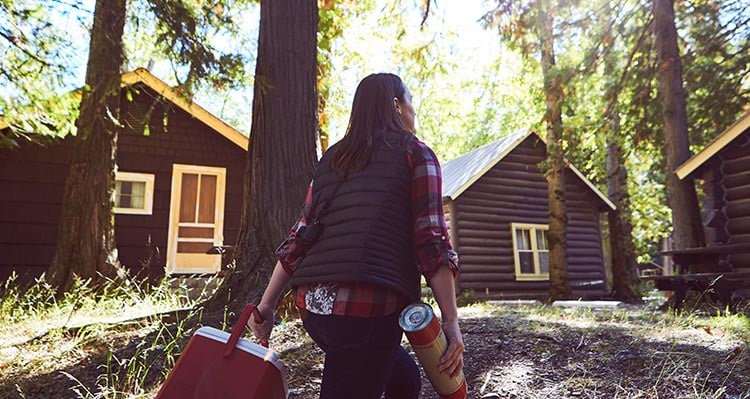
left=0, top=69, right=248, bottom=282
left=442, top=130, right=616, bottom=300
left=675, top=111, right=750, bottom=271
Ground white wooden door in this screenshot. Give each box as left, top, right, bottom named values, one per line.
left=166, top=164, right=226, bottom=273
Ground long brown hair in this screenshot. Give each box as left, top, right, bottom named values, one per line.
left=329, top=73, right=411, bottom=177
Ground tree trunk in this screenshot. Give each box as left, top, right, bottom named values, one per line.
left=653, top=0, right=706, bottom=256
left=207, top=0, right=319, bottom=315
left=606, top=134, right=642, bottom=302
left=538, top=0, right=571, bottom=301
left=46, top=0, right=126, bottom=291
left=601, top=9, right=642, bottom=302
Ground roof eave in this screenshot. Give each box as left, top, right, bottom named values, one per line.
left=447, top=129, right=534, bottom=199
left=568, top=164, right=617, bottom=211
left=675, top=111, right=750, bottom=180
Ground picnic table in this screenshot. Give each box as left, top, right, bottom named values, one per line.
left=643, top=242, right=750, bottom=309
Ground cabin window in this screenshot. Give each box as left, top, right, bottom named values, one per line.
left=114, top=172, right=155, bottom=215
left=511, top=223, right=549, bottom=280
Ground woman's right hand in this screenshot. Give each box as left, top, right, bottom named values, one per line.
left=248, top=303, right=275, bottom=343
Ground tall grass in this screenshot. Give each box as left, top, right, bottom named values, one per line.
left=0, top=272, right=216, bottom=398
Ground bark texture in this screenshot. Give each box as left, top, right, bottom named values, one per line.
left=208, top=0, right=319, bottom=314
left=538, top=0, right=571, bottom=301
left=606, top=135, right=642, bottom=301
left=47, top=0, right=126, bottom=291
left=653, top=0, right=706, bottom=256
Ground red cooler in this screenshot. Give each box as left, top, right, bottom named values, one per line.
left=156, top=304, right=288, bottom=399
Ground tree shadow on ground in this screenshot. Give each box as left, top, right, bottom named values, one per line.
left=2, top=306, right=748, bottom=399
left=453, top=310, right=749, bottom=399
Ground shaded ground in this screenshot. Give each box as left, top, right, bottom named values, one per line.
left=2, top=300, right=749, bottom=398
left=274, top=302, right=750, bottom=399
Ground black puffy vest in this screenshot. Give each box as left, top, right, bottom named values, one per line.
left=290, top=129, right=420, bottom=302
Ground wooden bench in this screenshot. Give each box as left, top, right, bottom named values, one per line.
left=642, top=242, right=750, bottom=309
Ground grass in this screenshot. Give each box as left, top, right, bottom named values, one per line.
left=1, top=275, right=749, bottom=398
left=0, top=273, right=215, bottom=399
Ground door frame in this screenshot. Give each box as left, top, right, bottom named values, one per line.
left=166, top=163, right=227, bottom=274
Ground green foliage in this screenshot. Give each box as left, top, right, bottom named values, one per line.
left=321, top=1, right=543, bottom=161
left=2, top=1, right=258, bottom=142
left=680, top=0, right=750, bottom=148
left=0, top=0, right=85, bottom=143
left=490, top=0, right=750, bottom=263
left=137, top=0, right=251, bottom=96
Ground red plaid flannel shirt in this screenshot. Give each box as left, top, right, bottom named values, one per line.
left=275, top=138, right=459, bottom=317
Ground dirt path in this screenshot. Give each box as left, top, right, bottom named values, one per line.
left=274, top=303, right=750, bottom=399
left=1, top=301, right=748, bottom=398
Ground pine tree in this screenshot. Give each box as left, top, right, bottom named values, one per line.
left=207, top=0, right=319, bottom=314
left=653, top=0, right=706, bottom=253
left=47, top=0, right=127, bottom=290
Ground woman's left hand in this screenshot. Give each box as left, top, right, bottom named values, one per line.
left=438, top=318, right=464, bottom=378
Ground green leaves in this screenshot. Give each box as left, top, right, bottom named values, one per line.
left=0, top=0, right=86, bottom=143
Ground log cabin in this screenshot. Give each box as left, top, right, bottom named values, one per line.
left=674, top=110, right=750, bottom=272
left=0, top=69, right=247, bottom=283
left=442, top=129, right=616, bottom=300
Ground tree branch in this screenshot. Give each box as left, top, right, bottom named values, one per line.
left=604, top=18, right=655, bottom=120
left=420, top=0, right=431, bottom=30
left=0, top=29, right=55, bottom=67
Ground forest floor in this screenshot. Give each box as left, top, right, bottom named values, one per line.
left=1, top=280, right=749, bottom=399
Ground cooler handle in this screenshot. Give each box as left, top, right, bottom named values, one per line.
left=224, top=303, right=267, bottom=357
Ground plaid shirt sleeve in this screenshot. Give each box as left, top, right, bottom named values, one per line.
left=409, top=140, right=460, bottom=281
left=275, top=181, right=314, bottom=275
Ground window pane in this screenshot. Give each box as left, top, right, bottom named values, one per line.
left=536, top=229, right=549, bottom=250
left=129, top=182, right=146, bottom=209
left=519, top=252, right=534, bottom=273
left=115, top=181, right=128, bottom=208
left=115, top=180, right=146, bottom=209
left=539, top=251, right=549, bottom=273
left=516, top=229, right=531, bottom=250
left=120, top=181, right=133, bottom=195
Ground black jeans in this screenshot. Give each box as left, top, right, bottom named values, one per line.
left=302, top=311, right=421, bottom=399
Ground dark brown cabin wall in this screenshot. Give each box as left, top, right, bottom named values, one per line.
left=115, top=90, right=245, bottom=274
left=454, top=165, right=549, bottom=298
left=717, top=131, right=750, bottom=269
left=454, top=137, right=598, bottom=299
left=451, top=136, right=609, bottom=300
left=0, top=137, right=72, bottom=281
left=563, top=174, right=608, bottom=296
left=725, top=185, right=750, bottom=202
left=699, top=161, right=729, bottom=245
left=725, top=201, right=750, bottom=218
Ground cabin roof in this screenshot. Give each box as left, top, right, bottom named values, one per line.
left=675, top=110, right=750, bottom=180
left=121, top=68, right=248, bottom=150
left=441, top=129, right=616, bottom=211
left=1, top=69, right=249, bottom=150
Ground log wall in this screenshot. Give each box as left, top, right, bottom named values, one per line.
left=710, top=130, right=750, bottom=269
left=446, top=136, right=609, bottom=300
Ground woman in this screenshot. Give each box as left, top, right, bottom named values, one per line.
left=249, top=73, right=464, bottom=399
